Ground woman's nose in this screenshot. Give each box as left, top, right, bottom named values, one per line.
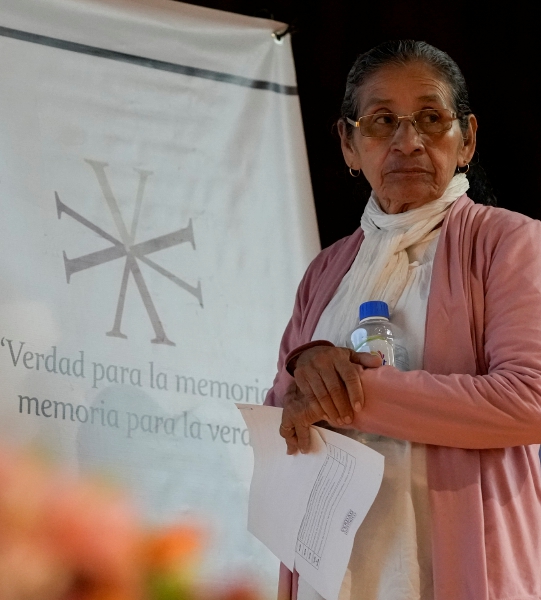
left=390, top=119, right=424, bottom=155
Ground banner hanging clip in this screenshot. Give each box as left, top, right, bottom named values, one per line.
left=272, top=24, right=292, bottom=44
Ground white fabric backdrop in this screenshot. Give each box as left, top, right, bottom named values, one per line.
left=0, top=0, right=319, bottom=589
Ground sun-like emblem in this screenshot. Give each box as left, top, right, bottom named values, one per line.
left=56, top=159, right=203, bottom=346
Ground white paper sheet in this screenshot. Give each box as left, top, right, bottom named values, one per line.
left=238, top=404, right=384, bottom=600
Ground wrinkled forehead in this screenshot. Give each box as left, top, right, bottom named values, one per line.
left=356, top=61, right=454, bottom=115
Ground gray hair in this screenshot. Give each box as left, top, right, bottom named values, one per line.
left=341, top=40, right=471, bottom=135
left=340, top=40, right=496, bottom=205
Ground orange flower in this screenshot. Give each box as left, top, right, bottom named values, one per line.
left=142, top=522, right=208, bottom=600
left=145, top=524, right=205, bottom=574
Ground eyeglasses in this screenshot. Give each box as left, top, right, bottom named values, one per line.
left=346, top=108, right=457, bottom=138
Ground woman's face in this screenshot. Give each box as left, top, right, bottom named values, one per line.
left=338, top=61, right=477, bottom=214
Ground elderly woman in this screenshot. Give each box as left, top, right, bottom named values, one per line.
left=264, top=40, right=541, bottom=600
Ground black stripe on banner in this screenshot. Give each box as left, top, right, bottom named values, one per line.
left=0, top=25, right=298, bottom=96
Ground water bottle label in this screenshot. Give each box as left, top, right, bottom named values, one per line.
left=394, top=344, right=409, bottom=371
left=356, top=337, right=395, bottom=367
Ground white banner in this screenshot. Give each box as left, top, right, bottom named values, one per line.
left=0, top=0, right=319, bottom=589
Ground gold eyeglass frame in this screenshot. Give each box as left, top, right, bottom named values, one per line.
left=345, top=108, right=457, bottom=137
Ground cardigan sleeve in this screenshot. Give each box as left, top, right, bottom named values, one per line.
left=264, top=233, right=360, bottom=408
left=264, top=252, right=323, bottom=408
left=263, top=292, right=303, bottom=408
left=354, top=216, right=541, bottom=449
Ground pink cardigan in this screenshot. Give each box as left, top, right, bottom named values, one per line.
left=265, top=195, right=541, bottom=600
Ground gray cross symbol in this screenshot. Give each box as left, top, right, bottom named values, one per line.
left=56, top=159, right=203, bottom=346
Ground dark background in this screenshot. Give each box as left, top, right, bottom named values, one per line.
left=178, top=0, right=539, bottom=248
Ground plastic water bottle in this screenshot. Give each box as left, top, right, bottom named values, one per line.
left=347, top=300, right=395, bottom=366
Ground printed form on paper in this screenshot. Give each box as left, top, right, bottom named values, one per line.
left=237, top=404, right=384, bottom=600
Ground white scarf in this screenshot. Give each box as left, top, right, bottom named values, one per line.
left=335, top=174, right=469, bottom=344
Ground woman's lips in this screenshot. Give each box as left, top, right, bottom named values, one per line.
left=385, top=169, right=432, bottom=176
left=386, top=168, right=431, bottom=173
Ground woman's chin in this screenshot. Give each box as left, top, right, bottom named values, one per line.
left=379, top=181, right=441, bottom=213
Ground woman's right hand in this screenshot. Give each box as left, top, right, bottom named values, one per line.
left=291, top=345, right=382, bottom=427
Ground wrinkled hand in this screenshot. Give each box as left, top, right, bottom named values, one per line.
left=279, top=382, right=325, bottom=455
left=292, top=346, right=382, bottom=427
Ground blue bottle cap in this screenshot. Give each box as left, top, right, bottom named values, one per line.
left=359, top=300, right=390, bottom=321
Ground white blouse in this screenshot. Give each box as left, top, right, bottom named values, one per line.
left=298, top=233, right=439, bottom=600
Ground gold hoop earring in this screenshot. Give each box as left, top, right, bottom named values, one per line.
left=349, top=167, right=361, bottom=178
left=457, top=163, right=470, bottom=174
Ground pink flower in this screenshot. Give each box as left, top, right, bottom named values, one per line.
left=0, top=448, right=265, bottom=600
left=0, top=448, right=143, bottom=600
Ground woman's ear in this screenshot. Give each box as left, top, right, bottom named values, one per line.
left=337, top=119, right=361, bottom=170
left=458, top=114, right=478, bottom=167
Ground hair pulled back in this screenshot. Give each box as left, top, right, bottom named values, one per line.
left=341, top=40, right=495, bottom=205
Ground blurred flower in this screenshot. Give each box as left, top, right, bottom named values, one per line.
left=0, top=448, right=142, bottom=600
left=144, top=524, right=206, bottom=600
left=0, top=447, right=265, bottom=600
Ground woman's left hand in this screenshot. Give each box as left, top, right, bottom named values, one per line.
left=279, top=381, right=341, bottom=454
